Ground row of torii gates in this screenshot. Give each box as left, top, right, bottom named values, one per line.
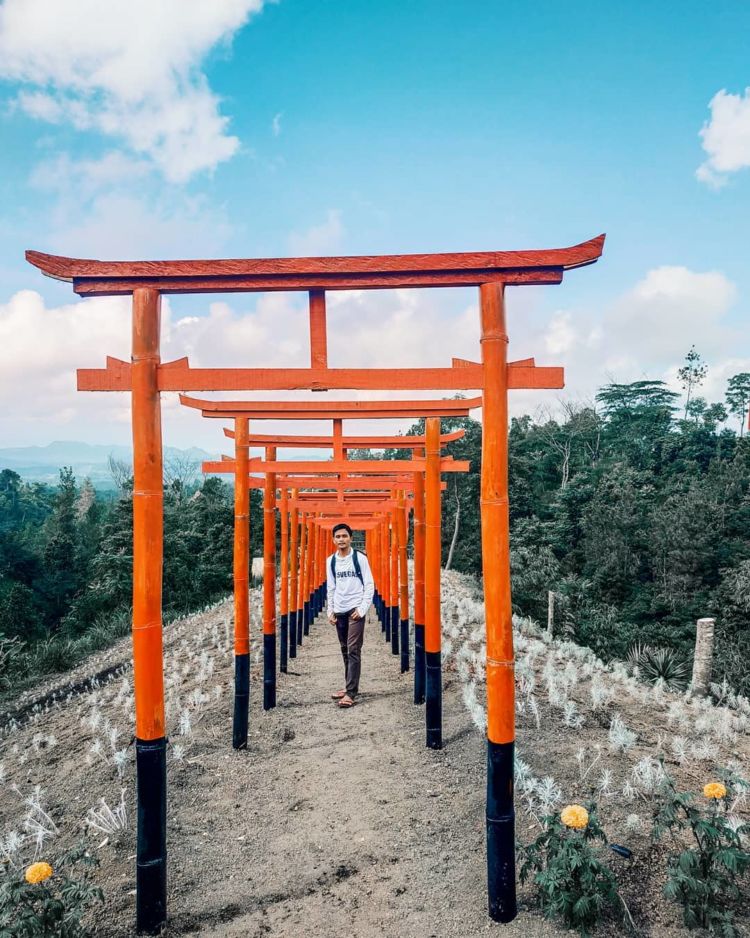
left=27, top=235, right=604, bottom=933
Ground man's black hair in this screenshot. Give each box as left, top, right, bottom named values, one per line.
left=332, top=522, right=353, bottom=536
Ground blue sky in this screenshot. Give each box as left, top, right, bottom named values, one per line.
left=0, top=0, right=749, bottom=449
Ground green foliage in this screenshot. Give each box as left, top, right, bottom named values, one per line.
left=519, top=804, right=623, bottom=936
left=725, top=373, right=750, bottom=436
left=0, top=844, right=103, bottom=938
left=625, top=643, right=689, bottom=691
left=0, top=467, right=250, bottom=698
left=653, top=773, right=750, bottom=936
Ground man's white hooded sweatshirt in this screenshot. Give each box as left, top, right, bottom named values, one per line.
left=326, top=548, right=375, bottom=619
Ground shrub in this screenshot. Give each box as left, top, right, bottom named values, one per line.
left=652, top=771, right=750, bottom=936
left=519, top=801, right=624, bottom=936
left=626, top=642, right=689, bottom=690
left=0, top=843, right=103, bottom=937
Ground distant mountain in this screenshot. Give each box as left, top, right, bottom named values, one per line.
left=0, top=441, right=218, bottom=490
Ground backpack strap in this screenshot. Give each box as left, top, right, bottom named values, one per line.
left=330, top=550, right=364, bottom=585
left=351, top=549, right=364, bottom=586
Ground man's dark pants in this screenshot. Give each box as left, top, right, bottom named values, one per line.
left=335, top=609, right=365, bottom=698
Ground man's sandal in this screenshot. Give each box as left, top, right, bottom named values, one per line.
left=337, top=695, right=356, bottom=708
left=331, top=690, right=346, bottom=699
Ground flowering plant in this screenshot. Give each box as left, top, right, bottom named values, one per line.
left=0, top=844, right=102, bottom=938
left=653, top=771, right=750, bottom=936
left=519, top=801, right=624, bottom=936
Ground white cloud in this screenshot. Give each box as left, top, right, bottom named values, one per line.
left=288, top=210, right=345, bottom=256
left=2, top=263, right=745, bottom=450
left=0, top=0, right=266, bottom=182
left=697, top=88, right=750, bottom=187
left=272, top=112, right=282, bottom=136
left=42, top=192, right=234, bottom=260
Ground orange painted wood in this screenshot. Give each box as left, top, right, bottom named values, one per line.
left=389, top=510, right=398, bottom=608
left=131, top=288, right=165, bottom=741
left=413, top=465, right=426, bottom=627
left=398, top=490, right=409, bottom=623
left=480, top=283, right=514, bottom=746
left=78, top=359, right=563, bottom=392
left=233, top=417, right=250, bottom=656
left=263, top=446, right=277, bottom=638
left=222, top=428, right=466, bottom=447
left=180, top=394, right=481, bottom=418
left=297, top=513, right=306, bottom=616
left=27, top=236, right=604, bottom=295
left=424, top=418, right=441, bottom=655
left=309, top=290, right=328, bottom=370
left=279, top=488, right=289, bottom=617
left=245, top=458, right=470, bottom=473
left=289, top=492, right=299, bottom=613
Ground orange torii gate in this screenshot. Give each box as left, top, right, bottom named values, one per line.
left=206, top=422, right=463, bottom=688
left=27, top=235, right=603, bottom=931
left=182, top=394, right=471, bottom=736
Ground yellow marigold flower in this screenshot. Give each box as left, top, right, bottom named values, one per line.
left=561, top=804, right=589, bottom=829
left=703, top=782, right=727, bottom=800
left=25, top=862, right=53, bottom=884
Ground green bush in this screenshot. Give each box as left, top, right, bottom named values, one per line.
left=0, top=844, right=103, bottom=938
left=519, top=802, right=624, bottom=936
left=653, top=772, right=750, bottom=936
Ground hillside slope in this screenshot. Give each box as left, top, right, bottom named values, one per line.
left=1, top=573, right=748, bottom=936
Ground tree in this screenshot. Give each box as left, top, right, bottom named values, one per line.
left=677, top=345, right=708, bottom=419
left=39, top=468, right=82, bottom=628
left=725, top=372, right=750, bottom=437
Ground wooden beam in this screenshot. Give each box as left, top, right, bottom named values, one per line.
left=27, top=235, right=605, bottom=296
left=77, top=357, right=564, bottom=392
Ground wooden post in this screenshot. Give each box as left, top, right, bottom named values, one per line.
left=263, top=446, right=277, bottom=709
left=546, top=590, right=555, bottom=639
left=288, top=491, right=299, bottom=659
left=424, top=417, right=442, bottom=749
left=304, top=518, right=314, bottom=634
left=297, top=514, right=306, bottom=646
left=691, top=617, right=716, bottom=696
left=279, top=488, right=289, bottom=674
left=398, top=489, right=410, bottom=673
left=480, top=282, right=517, bottom=923
left=390, top=509, right=399, bottom=657
left=232, top=417, right=251, bottom=748
left=381, top=519, right=390, bottom=638
left=131, top=288, right=167, bottom=934
left=413, top=467, right=426, bottom=704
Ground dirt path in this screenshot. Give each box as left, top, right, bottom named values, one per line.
left=157, top=610, right=559, bottom=938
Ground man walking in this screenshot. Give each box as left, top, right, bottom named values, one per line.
left=327, top=523, right=375, bottom=708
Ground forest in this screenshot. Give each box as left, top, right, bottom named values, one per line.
left=2, top=362, right=750, bottom=697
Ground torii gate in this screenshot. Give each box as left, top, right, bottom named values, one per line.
left=182, top=394, right=471, bottom=742
left=27, top=235, right=603, bottom=932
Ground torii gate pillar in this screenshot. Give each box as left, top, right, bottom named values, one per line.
left=480, top=283, right=516, bottom=922
left=131, top=288, right=167, bottom=934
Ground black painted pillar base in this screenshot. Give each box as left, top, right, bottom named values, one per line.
left=487, top=739, right=517, bottom=922
left=232, top=652, right=249, bottom=749
left=413, top=623, right=425, bottom=704
left=280, top=613, right=288, bottom=674
left=263, top=633, right=276, bottom=710
left=297, top=608, right=304, bottom=646
left=289, top=610, right=297, bottom=659
left=303, top=601, right=310, bottom=635
left=390, top=606, right=399, bottom=656
left=136, top=736, right=167, bottom=934
left=425, top=649, right=442, bottom=749
left=400, top=618, right=409, bottom=673
left=384, top=605, right=391, bottom=641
